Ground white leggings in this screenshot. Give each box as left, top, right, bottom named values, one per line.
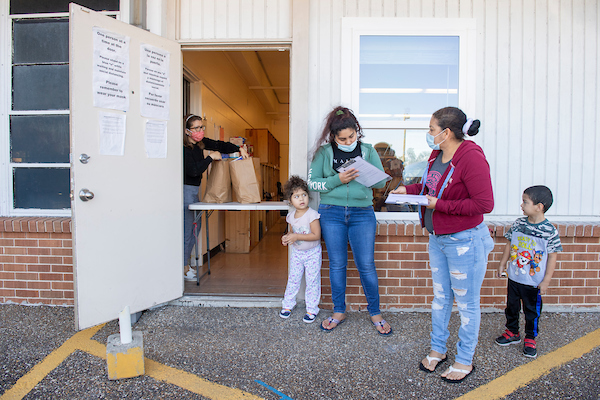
left=282, top=245, right=322, bottom=315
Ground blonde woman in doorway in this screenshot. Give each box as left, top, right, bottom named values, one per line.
left=183, top=114, right=248, bottom=281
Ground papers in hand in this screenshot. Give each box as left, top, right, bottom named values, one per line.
left=385, top=194, right=429, bottom=205
left=337, top=156, right=391, bottom=187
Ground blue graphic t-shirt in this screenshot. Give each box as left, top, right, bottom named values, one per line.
left=504, top=217, right=563, bottom=287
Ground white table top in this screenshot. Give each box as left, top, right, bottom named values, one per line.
left=189, top=201, right=289, bottom=211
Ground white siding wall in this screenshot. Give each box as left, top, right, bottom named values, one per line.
left=306, top=0, right=599, bottom=219
left=178, top=0, right=292, bottom=40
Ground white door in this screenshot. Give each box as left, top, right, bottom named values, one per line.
left=69, top=5, right=183, bottom=330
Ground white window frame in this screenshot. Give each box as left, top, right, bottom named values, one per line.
left=340, top=17, right=477, bottom=220
left=0, top=4, right=124, bottom=217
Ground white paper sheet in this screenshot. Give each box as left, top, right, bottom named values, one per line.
left=385, top=193, right=429, bottom=205
left=92, top=27, right=130, bottom=111
left=140, top=44, right=170, bottom=120
left=99, top=112, right=126, bottom=156
left=144, top=120, right=168, bottom=158
left=337, top=156, right=391, bottom=187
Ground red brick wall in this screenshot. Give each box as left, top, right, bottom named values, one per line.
left=1, top=218, right=599, bottom=310
left=320, top=221, right=600, bottom=311
left=0, top=218, right=73, bottom=305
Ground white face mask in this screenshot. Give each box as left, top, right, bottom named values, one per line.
left=426, top=129, right=447, bottom=150
left=336, top=140, right=358, bottom=152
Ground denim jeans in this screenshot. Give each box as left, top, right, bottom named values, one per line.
left=428, top=222, right=494, bottom=365
left=318, top=204, right=381, bottom=316
left=183, top=184, right=200, bottom=265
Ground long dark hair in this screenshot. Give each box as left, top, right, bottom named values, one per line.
left=311, top=106, right=363, bottom=158
left=432, top=107, right=480, bottom=140
left=183, top=114, right=205, bottom=149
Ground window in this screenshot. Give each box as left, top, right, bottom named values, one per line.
left=10, top=17, right=70, bottom=211
left=341, top=18, right=476, bottom=217
left=10, top=0, right=120, bottom=14
left=359, top=36, right=459, bottom=124
left=4, top=1, right=120, bottom=215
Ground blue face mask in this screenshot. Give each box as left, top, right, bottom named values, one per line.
left=336, top=140, right=358, bottom=152
left=426, top=129, right=447, bottom=150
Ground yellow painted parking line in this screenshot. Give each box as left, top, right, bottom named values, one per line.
left=80, top=336, right=264, bottom=399
left=457, top=327, right=600, bottom=400
left=9, top=325, right=597, bottom=400
left=144, top=359, right=264, bottom=400
left=0, top=324, right=105, bottom=400
left=1, top=324, right=263, bottom=400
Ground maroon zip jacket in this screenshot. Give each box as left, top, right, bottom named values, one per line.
left=405, top=140, right=494, bottom=235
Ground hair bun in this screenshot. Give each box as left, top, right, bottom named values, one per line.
left=466, top=119, right=481, bottom=136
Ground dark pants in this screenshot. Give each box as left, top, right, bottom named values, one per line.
left=505, top=279, right=542, bottom=339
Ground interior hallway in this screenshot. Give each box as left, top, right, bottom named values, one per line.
left=184, top=216, right=288, bottom=296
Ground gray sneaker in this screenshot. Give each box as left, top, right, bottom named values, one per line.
left=523, top=338, right=537, bottom=358
left=495, top=329, right=521, bottom=346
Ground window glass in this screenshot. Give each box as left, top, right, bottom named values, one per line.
left=12, top=64, right=69, bottom=110
left=363, top=129, right=429, bottom=212
left=10, top=0, right=119, bottom=14
left=8, top=6, right=81, bottom=213
left=358, top=35, right=460, bottom=212
left=13, top=19, right=69, bottom=64
left=10, top=115, right=69, bottom=163
left=13, top=168, right=71, bottom=209
left=359, top=36, right=459, bottom=123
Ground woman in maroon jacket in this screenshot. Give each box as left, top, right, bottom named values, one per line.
left=392, top=107, right=494, bottom=383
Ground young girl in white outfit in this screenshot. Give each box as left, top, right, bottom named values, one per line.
left=280, top=176, right=322, bottom=323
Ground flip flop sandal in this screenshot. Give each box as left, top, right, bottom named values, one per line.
left=373, top=319, right=393, bottom=336
left=441, top=365, right=475, bottom=383
left=419, top=355, right=448, bottom=373
left=320, top=317, right=345, bottom=332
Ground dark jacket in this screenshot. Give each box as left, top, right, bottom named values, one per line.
left=183, top=138, right=239, bottom=186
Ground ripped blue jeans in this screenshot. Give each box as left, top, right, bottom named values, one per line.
left=428, top=222, right=494, bottom=365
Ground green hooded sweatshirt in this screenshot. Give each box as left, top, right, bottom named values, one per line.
left=308, top=142, right=387, bottom=207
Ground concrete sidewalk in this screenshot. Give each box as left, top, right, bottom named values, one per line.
left=1, top=304, right=599, bottom=399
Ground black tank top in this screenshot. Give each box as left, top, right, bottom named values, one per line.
left=332, top=142, right=362, bottom=171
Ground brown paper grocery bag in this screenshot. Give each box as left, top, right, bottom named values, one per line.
left=230, top=157, right=261, bottom=203
left=252, top=157, right=262, bottom=198
left=202, top=160, right=232, bottom=203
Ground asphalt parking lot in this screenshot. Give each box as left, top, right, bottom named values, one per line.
left=1, top=304, right=599, bottom=400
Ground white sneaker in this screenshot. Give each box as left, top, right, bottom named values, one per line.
left=184, top=268, right=197, bottom=281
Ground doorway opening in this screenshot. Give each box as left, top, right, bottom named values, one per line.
left=181, top=49, right=290, bottom=297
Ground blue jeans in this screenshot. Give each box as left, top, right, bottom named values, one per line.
left=183, top=184, right=200, bottom=265
left=428, top=222, right=494, bottom=365
left=318, top=204, right=380, bottom=316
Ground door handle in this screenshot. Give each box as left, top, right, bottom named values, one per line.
left=79, top=189, right=95, bottom=201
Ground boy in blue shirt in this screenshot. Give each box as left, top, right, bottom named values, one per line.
left=495, top=185, right=562, bottom=358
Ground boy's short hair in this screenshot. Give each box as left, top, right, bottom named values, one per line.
left=524, top=185, right=553, bottom=213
